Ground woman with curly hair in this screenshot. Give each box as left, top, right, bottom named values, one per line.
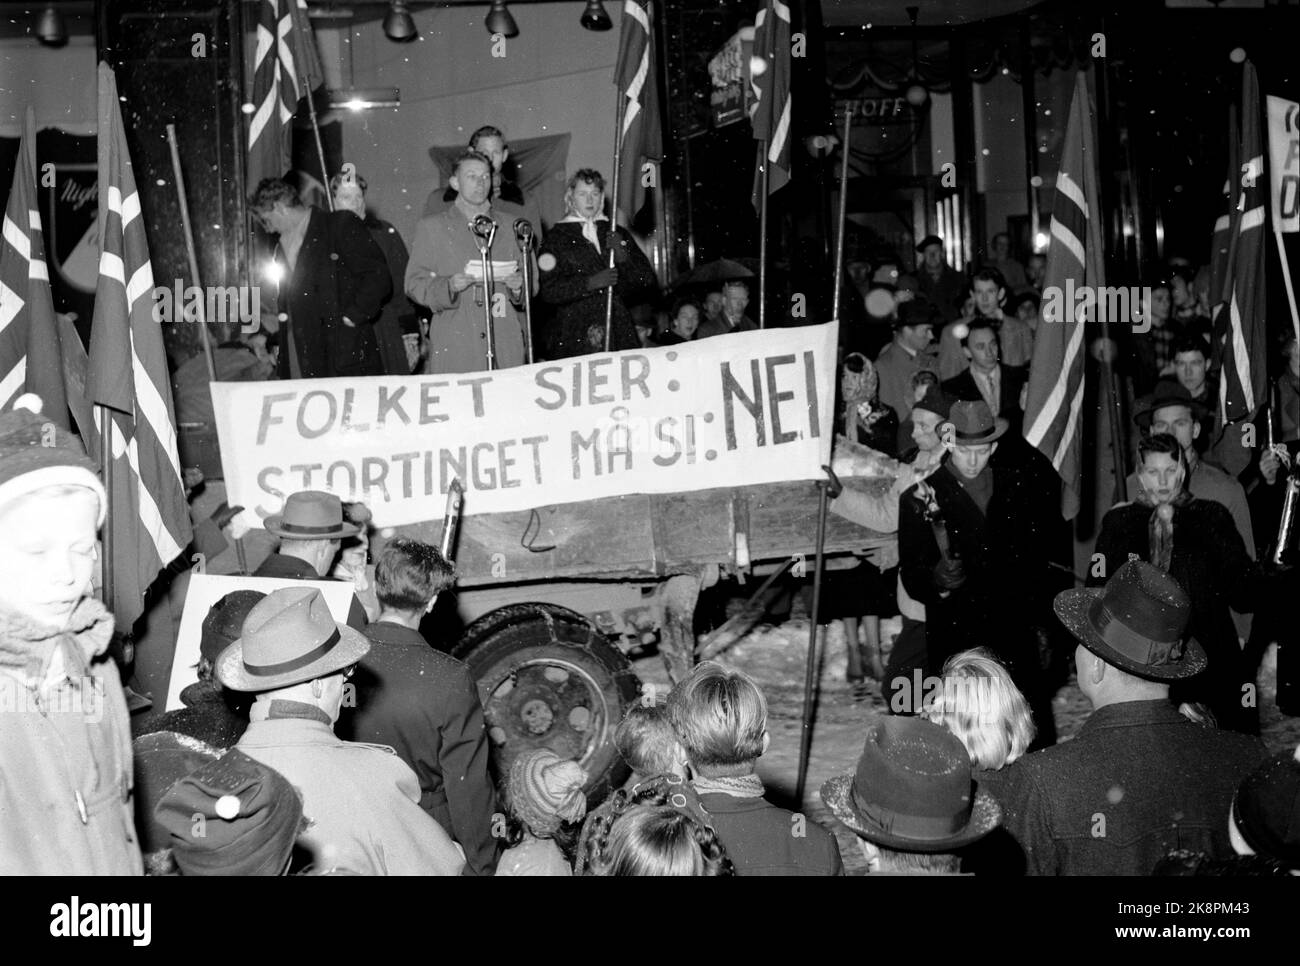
left=582, top=776, right=734, bottom=877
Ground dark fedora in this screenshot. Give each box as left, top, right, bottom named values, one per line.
left=947, top=399, right=1008, bottom=444
left=215, top=586, right=370, bottom=692
left=912, top=383, right=953, bottom=421
left=1232, top=748, right=1300, bottom=868
left=199, top=590, right=267, bottom=665
left=915, top=234, right=944, bottom=253
left=1132, top=379, right=1209, bottom=429
left=893, top=294, right=941, bottom=331
left=820, top=716, right=1001, bottom=852
left=1053, top=559, right=1207, bottom=681
left=264, top=490, right=360, bottom=540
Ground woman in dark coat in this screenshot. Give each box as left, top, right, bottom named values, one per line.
left=1091, top=432, right=1275, bottom=733
left=538, top=169, right=656, bottom=358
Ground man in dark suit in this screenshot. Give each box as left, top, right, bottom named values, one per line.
left=253, top=490, right=368, bottom=631
left=897, top=400, right=1059, bottom=742
left=999, top=560, right=1267, bottom=875
left=336, top=537, right=498, bottom=876
left=250, top=178, right=392, bottom=379
left=942, top=318, right=1027, bottom=434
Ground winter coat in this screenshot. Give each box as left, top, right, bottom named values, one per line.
left=1090, top=498, right=1277, bottom=732
left=405, top=204, right=528, bottom=374
left=999, top=700, right=1265, bottom=875
left=365, top=216, right=420, bottom=376
left=537, top=220, right=656, bottom=358
left=338, top=620, right=498, bottom=876
left=278, top=207, right=392, bottom=379
left=874, top=339, right=939, bottom=423
left=695, top=792, right=844, bottom=876
left=236, top=707, right=466, bottom=875
left=898, top=460, right=1059, bottom=675
left=0, top=599, right=143, bottom=875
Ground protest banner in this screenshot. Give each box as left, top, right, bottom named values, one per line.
left=213, top=322, right=839, bottom=528
left=1267, top=95, right=1299, bottom=234
left=164, top=574, right=358, bottom=711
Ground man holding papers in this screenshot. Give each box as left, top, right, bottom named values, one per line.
left=406, top=150, right=531, bottom=373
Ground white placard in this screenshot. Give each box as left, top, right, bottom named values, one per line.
left=213, top=322, right=839, bottom=527
left=165, top=575, right=358, bottom=711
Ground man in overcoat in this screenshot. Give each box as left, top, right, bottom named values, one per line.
left=250, top=178, right=392, bottom=379
left=406, top=151, right=529, bottom=373
left=999, top=561, right=1266, bottom=875
left=897, top=400, right=1060, bottom=740
left=337, top=538, right=497, bottom=875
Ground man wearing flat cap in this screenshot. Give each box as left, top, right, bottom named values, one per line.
left=254, top=490, right=369, bottom=630
left=999, top=561, right=1266, bottom=875
left=897, top=399, right=1060, bottom=738
left=915, top=235, right=966, bottom=324
left=218, top=586, right=466, bottom=875
left=821, top=716, right=1001, bottom=874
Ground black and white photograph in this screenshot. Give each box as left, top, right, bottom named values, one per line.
left=1, top=0, right=1298, bottom=941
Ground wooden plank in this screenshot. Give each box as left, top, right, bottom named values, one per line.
left=392, top=480, right=896, bottom=584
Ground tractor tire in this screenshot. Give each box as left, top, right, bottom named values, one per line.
left=452, top=602, right=641, bottom=809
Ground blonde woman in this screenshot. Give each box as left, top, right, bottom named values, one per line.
left=537, top=169, right=656, bottom=358
left=922, top=648, right=1035, bottom=875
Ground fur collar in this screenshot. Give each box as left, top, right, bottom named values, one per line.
left=0, top=597, right=114, bottom=683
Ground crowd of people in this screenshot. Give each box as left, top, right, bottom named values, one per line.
left=3, top=385, right=1299, bottom=875
left=5, top=116, right=1300, bottom=878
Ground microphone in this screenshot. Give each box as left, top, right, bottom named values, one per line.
left=471, top=214, right=497, bottom=239
left=513, top=218, right=533, bottom=248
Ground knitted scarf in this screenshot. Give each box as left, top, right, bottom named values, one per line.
left=1132, top=488, right=1193, bottom=572
left=0, top=596, right=112, bottom=688
left=691, top=773, right=766, bottom=799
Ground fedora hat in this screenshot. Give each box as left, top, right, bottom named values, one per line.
left=215, top=587, right=370, bottom=692
left=264, top=490, right=360, bottom=540
left=947, top=399, right=1008, bottom=444
left=915, top=234, right=944, bottom=253
left=820, top=716, right=1001, bottom=852
left=1132, top=379, right=1208, bottom=429
left=1053, top=559, right=1207, bottom=681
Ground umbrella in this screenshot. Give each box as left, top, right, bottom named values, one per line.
left=681, top=258, right=755, bottom=286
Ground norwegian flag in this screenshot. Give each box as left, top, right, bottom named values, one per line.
left=0, top=108, right=68, bottom=426
left=247, top=0, right=325, bottom=189
left=88, top=63, right=192, bottom=630
left=1022, top=73, right=1106, bottom=521
left=1208, top=105, right=1238, bottom=333
left=1214, top=60, right=1269, bottom=452
left=613, top=0, right=663, bottom=223
left=750, top=0, right=791, bottom=211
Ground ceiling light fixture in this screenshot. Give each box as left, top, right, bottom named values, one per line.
left=36, top=5, right=67, bottom=46
left=485, top=1, right=519, bottom=38
left=383, top=1, right=418, bottom=42
left=580, top=0, right=612, bottom=31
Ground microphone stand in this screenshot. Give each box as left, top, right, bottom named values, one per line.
left=471, top=216, right=498, bottom=370
left=515, top=220, right=535, bottom=364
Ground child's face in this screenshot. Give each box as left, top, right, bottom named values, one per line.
left=0, top=488, right=100, bottom=629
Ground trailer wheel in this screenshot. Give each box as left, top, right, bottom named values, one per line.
left=452, top=602, right=641, bottom=808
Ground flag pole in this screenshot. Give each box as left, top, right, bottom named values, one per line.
left=604, top=92, right=626, bottom=352
left=98, top=407, right=116, bottom=614
left=757, top=145, right=770, bottom=329
left=830, top=108, right=851, bottom=322
left=305, top=90, right=334, bottom=212
left=166, top=125, right=218, bottom=381
left=1275, top=229, right=1300, bottom=345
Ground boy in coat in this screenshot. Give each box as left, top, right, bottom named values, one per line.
left=668, top=661, right=844, bottom=876
left=0, top=396, right=142, bottom=874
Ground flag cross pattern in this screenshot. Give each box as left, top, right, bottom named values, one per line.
left=750, top=0, right=792, bottom=209
left=1022, top=72, right=1103, bottom=521
left=90, top=62, right=192, bottom=629
left=0, top=113, right=67, bottom=424
left=248, top=0, right=324, bottom=189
